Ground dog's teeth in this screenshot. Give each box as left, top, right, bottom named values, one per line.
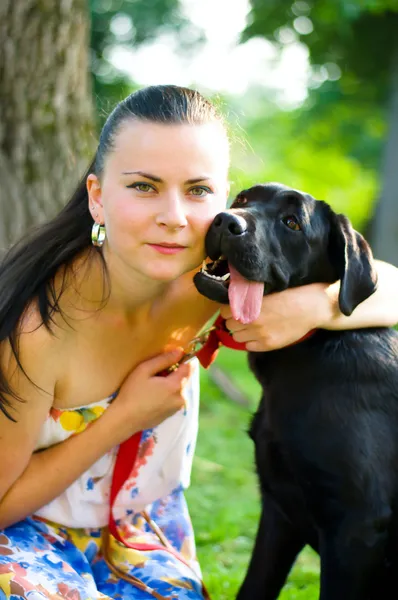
left=201, top=260, right=207, bottom=272
left=203, top=271, right=229, bottom=281
left=221, top=273, right=230, bottom=281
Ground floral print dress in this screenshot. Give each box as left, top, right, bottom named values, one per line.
left=0, top=359, right=206, bottom=600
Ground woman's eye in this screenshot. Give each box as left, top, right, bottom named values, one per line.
left=127, top=182, right=154, bottom=192
left=282, top=215, right=301, bottom=231
left=189, top=186, right=212, bottom=198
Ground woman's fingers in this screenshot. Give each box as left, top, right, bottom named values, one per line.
left=223, top=318, right=247, bottom=334
left=138, top=349, right=184, bottom=377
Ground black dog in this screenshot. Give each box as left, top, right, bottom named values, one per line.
left=194, top=183, right=398, bottom=600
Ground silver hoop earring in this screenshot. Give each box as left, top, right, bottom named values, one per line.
left=91, top=222, right=106, bottom=247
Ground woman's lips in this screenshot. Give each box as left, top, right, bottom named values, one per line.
left=147, top=243, right=187, bottom=255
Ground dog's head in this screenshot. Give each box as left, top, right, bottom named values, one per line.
left=194, top=183, right=378, bottom=323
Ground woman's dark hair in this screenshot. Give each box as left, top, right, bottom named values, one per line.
left=0, top=85, right=227, bottom=420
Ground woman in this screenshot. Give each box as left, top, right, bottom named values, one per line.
left=0, top=85, right=397, bottom=600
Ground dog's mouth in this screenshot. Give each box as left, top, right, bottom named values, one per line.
left=200, top=256, right=231, bottom=285
left=195, top=256, right=265, bottom=324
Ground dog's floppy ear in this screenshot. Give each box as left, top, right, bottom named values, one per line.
left=328, top=213, right=378, bottom=316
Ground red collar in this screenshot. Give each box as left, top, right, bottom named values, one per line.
left=196, top=315, right=317, bottom=368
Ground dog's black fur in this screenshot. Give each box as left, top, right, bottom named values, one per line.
left=194, top=183, right=398, bottom=600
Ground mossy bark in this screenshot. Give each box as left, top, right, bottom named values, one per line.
left=0, top=0, right=95, bottom=249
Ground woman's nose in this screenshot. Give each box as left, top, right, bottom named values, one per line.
left=155, top=194, right=188, bottom=230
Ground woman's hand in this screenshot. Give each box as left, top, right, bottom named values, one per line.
left=221, top=259, right=398, bottom=352
left=220, top=283, right=337, bottom=352
left=105, top=350, right=192, bottom=443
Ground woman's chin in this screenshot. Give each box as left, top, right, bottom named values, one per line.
left=146, top=255, right=202, bottom=282
left=143, top=263, right=195, bottom=283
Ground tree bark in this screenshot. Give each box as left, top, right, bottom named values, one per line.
left=371, top=38, right=398, bottom=266
left=0, top=0, right=95, bottom=250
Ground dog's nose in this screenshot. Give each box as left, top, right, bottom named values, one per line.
left=213, top=212, right=247, bottom=236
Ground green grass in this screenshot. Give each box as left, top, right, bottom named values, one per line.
left=186, top=348, right=320, bottom=599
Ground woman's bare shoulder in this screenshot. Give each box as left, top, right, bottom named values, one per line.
left=0, top=302, right=61, bottom=499
left=1, top=300, right=64, bottom=399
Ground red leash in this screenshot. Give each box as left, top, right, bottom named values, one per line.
left=107, top=377, right=212, bottom=597
left=106, top=433, right=212, bottom=599
left=108, top=431, right=143, bottom=546
left=107, top=316, right=316, bottom=598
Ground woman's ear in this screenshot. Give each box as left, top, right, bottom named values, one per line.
left=86, top=174, right=104, bottom=223
left=328, top=213, right=378, bottom=316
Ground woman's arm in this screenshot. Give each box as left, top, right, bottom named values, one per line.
left=0, top=321, right=190, bottom=528
left=0, top=407, right=130, bottom=528
left=323, top=259, right=398, bottom=330
left=220, top=260, right=398, bottom=352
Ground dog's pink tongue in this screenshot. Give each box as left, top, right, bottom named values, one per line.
left=228, top=263, right=264, bottom=324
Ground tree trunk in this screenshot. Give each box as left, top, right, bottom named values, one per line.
left=371, top=38, right=398, bottom=266
left=0, top=0, right=95, bottom=250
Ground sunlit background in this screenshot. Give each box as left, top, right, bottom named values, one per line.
left=108, top=0, right=312, bottom=104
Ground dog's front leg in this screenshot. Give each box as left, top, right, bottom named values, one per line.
left=319, top=510, right=391, bottom=600
left=236, top=493, right=305, bottom=600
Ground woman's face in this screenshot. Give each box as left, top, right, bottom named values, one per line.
left=87, top=120, right=230, bottom=284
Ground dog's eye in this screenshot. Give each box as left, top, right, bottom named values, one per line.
left=233, top=194, right=247, bottom=206
left=283, top=216, right=301, bottom=231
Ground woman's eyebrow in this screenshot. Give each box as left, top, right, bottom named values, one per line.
left=121, top=171, right=162, bottom=182
left=121, top=171, right=212, bottom=185
left=185, top=177, right=211, bottom=184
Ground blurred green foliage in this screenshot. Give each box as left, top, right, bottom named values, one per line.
left=226, top=94, right=378, bottom=232
left=238, top=0, right=398, bottom=230
left=89, top=0, right=204, bottom=126
left=243, top=0, right=398, bottom=99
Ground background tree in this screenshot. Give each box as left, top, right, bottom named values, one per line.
left=242, top=0, right=398, bottom=264
left=0, top=0, right=95, bottom=248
